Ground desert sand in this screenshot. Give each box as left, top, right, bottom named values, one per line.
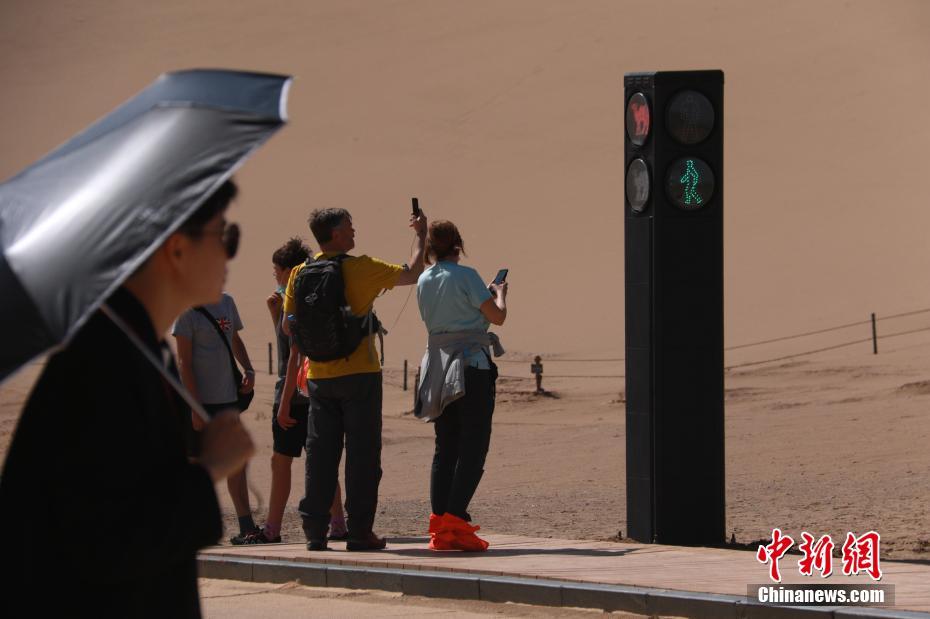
left=1, top=1, right=929, bottom=560
left=198, top=578, right=655, bottom=618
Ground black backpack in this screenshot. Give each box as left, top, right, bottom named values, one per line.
left=292, top=254, right=381, bottom=362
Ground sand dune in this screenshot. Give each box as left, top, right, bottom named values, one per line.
left=1, top=0, right=929, bottom=558
left=3, top=0, right=929, bottom=363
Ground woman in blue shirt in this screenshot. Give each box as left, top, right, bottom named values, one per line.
left=416, top=220, right=507, bottom=551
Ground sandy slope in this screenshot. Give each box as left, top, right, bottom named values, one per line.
left=2, top=0, right=930, bottom=363
left=3, top=335, right=928, bottom=559
left=1, top=0, right=929, bottom=562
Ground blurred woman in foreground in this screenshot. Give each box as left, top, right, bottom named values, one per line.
left=0, top=181, right=254, bottom=618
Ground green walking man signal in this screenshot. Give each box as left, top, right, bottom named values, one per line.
left=679, top=159, right=702, bottom=206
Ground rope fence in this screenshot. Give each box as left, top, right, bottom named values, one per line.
left=381, top=308, right=930, bottom=390
left=13, top=308, right=930, bottom=393
left=725, top=316, right=930, bottom=370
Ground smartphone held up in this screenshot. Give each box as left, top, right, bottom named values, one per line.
left=489, top=268, right=508, bottom=293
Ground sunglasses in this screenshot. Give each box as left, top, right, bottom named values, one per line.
left=223, top=223, right=240, bottom=259
left=190, top=222, right=240, bottom=259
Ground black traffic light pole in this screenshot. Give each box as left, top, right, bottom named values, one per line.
left=624, top=70, right=725, bottom=546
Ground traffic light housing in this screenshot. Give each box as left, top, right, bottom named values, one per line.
left=624, top=70, right=725, bottom=546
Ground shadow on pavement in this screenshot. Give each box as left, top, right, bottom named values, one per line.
left=384, top=537, right=642, bottom=559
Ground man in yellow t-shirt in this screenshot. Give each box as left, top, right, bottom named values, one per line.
left=279, top=207, right=426, bottom=551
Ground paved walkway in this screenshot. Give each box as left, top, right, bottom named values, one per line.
left=199, top=534, right=930, bottom=618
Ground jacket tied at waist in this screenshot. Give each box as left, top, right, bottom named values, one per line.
left=414, top=330, right=505, bottom=422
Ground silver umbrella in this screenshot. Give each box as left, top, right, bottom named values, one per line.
left=0, top=69, right=291, bottom=392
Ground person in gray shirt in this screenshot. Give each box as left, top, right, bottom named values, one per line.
left=174, top=292, right=257, bottom=543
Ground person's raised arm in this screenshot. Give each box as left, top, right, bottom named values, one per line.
left=395, top=212, right=428, bottom=286
left=480, top=282, right=508, bottom=326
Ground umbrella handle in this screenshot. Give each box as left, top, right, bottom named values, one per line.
left=100, top=304, right=211, bottom=423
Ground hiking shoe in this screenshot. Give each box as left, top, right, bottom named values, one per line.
left=241, top=529, right=281, bottom=544
left=306, top=539, right=329, bottom=551
left=328, top=518, right=348, bottom=541
left=303, top=522, right=328, bottom=552
left=346, top=532, right=387, bottom=551
left=229, top=527, right=261, bottom=545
